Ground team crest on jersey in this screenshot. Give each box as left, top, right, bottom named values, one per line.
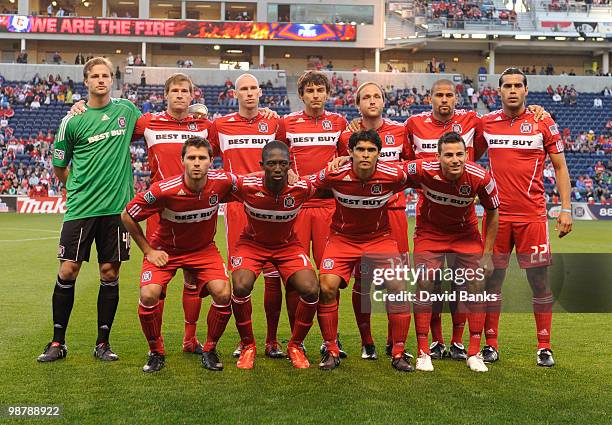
left=188, top=122, right=197, bottom=131
left=57, top=245, right=65, bottom=258
left=231, top=256, right=243, bottom=267
left=209, top=194, right=219, bottom=206
left=322, top=258, right=334, bottom=270
left=452, top=124, right=462, bottom=134
left=371, top=184, right=383, bottom=195
left=322, top=120, right=332, bottom=130
left=459, top=184, right=471, bottom=196
left=118, top=117, right=126, bottom=128
left=53, top=149, right=65, bottom=160
left=385, top=135, right=395, bottom=145
left=141, top=271, right=152, bottom=282
left=407, top=162, right=417, bottom=175
left=284, top=195, right=295, bottom=208
left=144, top=191, right=157, bottom=204
left=258, top=121, right=268, bottom=133
left=319, top=169, right=326, bottom=181
left=520, top=122, right=532, bottom=134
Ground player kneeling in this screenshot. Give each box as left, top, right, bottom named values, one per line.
left=121, top=137, right=235, bottom=373
left=230, top=141, right=319, bottom=369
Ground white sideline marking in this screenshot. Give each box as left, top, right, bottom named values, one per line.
left=0, top=237, right=58, bottom=242
left=3, top=227, right=59, bottom=234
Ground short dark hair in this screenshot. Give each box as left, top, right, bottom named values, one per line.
left=348, top=129, right=382, bottom=152
left=262, top=140, right=290, bottom=161
left=499, top=67, right=527, bottom=88
left=437, top=131, right=466, bottom=154
left=297, top=71, right=331, bottom=97
left=431, top=78, right=456, bottom=94
left=182, top=136, right=213, bottom=159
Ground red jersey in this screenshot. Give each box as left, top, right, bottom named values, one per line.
left=208, top=112, right=279, bottom=174
left=312, top=161, right=407, bottom=239
left=232, top=176, right=315, bottom=246
left=480, top=109, right=563, bottom=222
left=124, top=171, right=235, bottom=253
left=134, top=111, right=212, bottom=182
left=337, top=119, right=410, bottom=209
left=403, top=159, right=499, bottom=233
left=277, top=110, right=347, bottom=208
left=404, top=109, right=484, bottom=161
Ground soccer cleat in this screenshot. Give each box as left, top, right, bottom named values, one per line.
left=467, top=353, right=489, bottom=372
left=143, top=352, right=165, bottom=373
left=361, top=344, right=378, bottom=360
left=537, top=348, right=555, bottom=367
left=429, top=341, right=447, bottom=360
left=37, top=342, right=67, bottom=363
left=232, top=342, right=245, bottom=358
left=385, top=343, right=392, bottom=357
left=201, top=350, right=223, bottom=371
left=93, top=342, right=119, bottom=361
left=182, top=338, right=204, bottom=355
left=287, top=344, right=310, bottom=369
left=391, top=352, right=415, bottom=372
left=415, top=350, right=434, bottom=372
left=481, top=345, right=499, bottom=363
left=319, top=352, right=340, bottom=371
left=337, top=334, right=348, bottom=359
left=449, top=342, right=468, bottom=361
left=236, top=344, right=256, bottom=369
left=265, top=341, right=285, bottom=359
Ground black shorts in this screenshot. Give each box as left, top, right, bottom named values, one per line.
left=58, top=215, right=130, bottom=263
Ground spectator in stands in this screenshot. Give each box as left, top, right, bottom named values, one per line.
left=15, top=50, right=28, bottom=64
left=56, top=7, right=65, bottom=17
left=134, top=55, right=144, bottom=66
left=115, top=66, right=122, bottom=90
left=603, top=87, right=611, bottom=97
left=52, top=52, right=62, bottom=64
left=552, top=92, right=561, bottom=103
left=606, top=119, right=612, bottom=135
left=46, top=3, right=53, bottom=16
left=593, top=97, right=603, bottom=108
left=140, top=71, right=146, bottom=87
left=326, top=61, right=334, bottom=71
left=75, top=53, right=85, bottom=65
left=127, top=52, right=135, bottom=66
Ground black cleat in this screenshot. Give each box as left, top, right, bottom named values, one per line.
left=361, top=344, right=378, bottom=360
left=449, top=342, right=468, bottom=361
left=429, top=341, right=447, bottom=360
left=143, top=352, right=165, bottom=373
left=319, top=352, right=340, bottom=371
left=232, top=342, right=245, bottom=358
left=93, top=342, right=119, bottom=361
left=201, top=350, right=223, bottom=371
left=392, top=352, right=415, bottom=372
left=385, top=343, right=392, bottom=357
left=481, top=345, right=499, bottom=363
left=265, top=341, right=285, bottom=359
left=337, top=334, right=348, bottom=359
left=37, top=342, right=67, bottom=363
left=537, top=348, right=555, bottom=367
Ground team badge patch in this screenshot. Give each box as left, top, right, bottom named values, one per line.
left=452, top=124, right=462, bottom=134
left=319, top=169, right=326, bottom=181
left=322, top=258, right=334, bottom=270
left=459, top=184, right=471, bottom=196
left=118, top=117, right=126, bottom=129
left=549, top=124, right=559, bottom=135
left=141, top=271, right=152, bottom=282
left=322, top=120, right=332, bottom=130
left=520, top=122, right=532, bottom=134
left=284, top=195, right=295, bottom=208
left=188, top=122, right=197, bottom=131
left=258, top=121, right=268, bottom=133
left=209, top=194, right=219, bottom=206
left=144, top=191, right=157, bottom=204
left=231, top=256, right=243, bottom=267
left=385, top=135, right=395, bottom=145
left=53, top=149, right=65, bottom=160
left=371, top=183, right=382, bottom=195
left=57, top=245, right=65, bottom=258
left=407, top=162, right=417, bottom=175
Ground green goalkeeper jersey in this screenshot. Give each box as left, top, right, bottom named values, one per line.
left=52, top=98, right=141, bottom=222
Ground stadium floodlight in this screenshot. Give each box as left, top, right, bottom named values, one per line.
left=213, top=45, right=220, bottom=50
left=596, top=37, right=604, bottom=41
left=471, top=34, right=487, bottom=39
left=226, top=49, right=243, bottom=54
left=555, top=36, right=567, bottom=41
left=515, top=35, right=531, bottom=40
left=538, top=36, right=547, bottom=40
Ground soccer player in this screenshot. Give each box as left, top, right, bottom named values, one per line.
left=478, top=67, right=572, bottom=367
left=38, top=57, right=141, bottom=362
left=313, top=129, right=413, bottom=371
left=121, top=137, right=235, bottom=372
left=403, top=132, right=499, bottom=372
left=229, top=141, right=319, bottom=369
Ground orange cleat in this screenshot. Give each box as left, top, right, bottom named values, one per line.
left=287, top=344, right=310, bottom=369
left=236, top=344, right=256, bottom=369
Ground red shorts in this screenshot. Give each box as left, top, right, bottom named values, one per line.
left=413, top=228, right=483, bottom=270
left=294, top=205, right=334, bottom=268
left=493, top=220, right=551, bottom=269
left=389, top=208, right=409, bottom=254
left=320, top=232, right=401, bottom=285
left=230, top=238, right=313, bottom=283
left=139, top=243, right=229, bottom=297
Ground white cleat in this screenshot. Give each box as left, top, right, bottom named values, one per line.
left=416, top=350, right=434, bottom=372
left=467, top=353, right=489, bottom=372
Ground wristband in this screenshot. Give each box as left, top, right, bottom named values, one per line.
left=560, top=209, right=572, bottom=213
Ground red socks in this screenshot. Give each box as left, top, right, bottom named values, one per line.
left=231, top=294, right=254, bottom=346
left=182, top=282, right=202, bottom=344
left=317, top=301, right=339, bottom=355
left=467, top=302, right=486, bottom=357
left=290, top=297, right=318, bottom=345
left=263, top=272, right=282, bottom=344
left=285, top=283, right=300, bottom=332
left=138, top=301, right=164, bottom=355
left=387, top=302, right=411, bottom=357
left=533, top=292, right=553, bottom=350
left=352, top=284, right=374, bottom=346
left=485, top=294, right=502, bottom=349
left=203, top=302, right=232, bottom=352
left=414, top=297, right=432, bottom=354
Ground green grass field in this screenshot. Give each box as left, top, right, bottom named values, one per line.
left=1, top=214, right=611, bottom=424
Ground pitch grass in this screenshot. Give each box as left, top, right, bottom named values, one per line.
left=1, top=214, right=611, bottom=425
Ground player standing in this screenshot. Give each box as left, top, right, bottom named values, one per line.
left=479, top=68, right=572, bottom=366
left=121, top=138, right=235, bottom=372
left=38, top=57, right=141, bottom=362
left=230, top=141, right=319, bottom=369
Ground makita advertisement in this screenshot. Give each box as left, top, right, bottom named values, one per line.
left=16, top=196, right=66, bottom=214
